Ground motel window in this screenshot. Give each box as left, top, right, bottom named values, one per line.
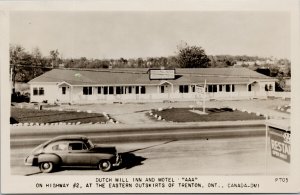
left=128, top=86, right=132, bottom=94
left=135, top=86, right=139, bottom=94
left=161, top=86, right=165, bottom=93
left=265, top=84, right=269, bottom=91
left=141, top=86, right=146, bottom=94
left=33, top=88, right=38, bottom=96
left=62, top=87, right=66, bottom=95
left=269, top=84, right=273, bottom=91
left=184, top=85, right=189, bottom=93
left=208, top=85, right=213, bottom=92
left=232, top=85, right=235, bottom=92
left=179, top=85, right=189, bottom=93
left=39, top=87, right=44, bottom=95
left=103, top=87, right=108, bottom=95
left=116, top=86, right=120, bottom=94
left=219, top=85, right=222, bottom=92
left=191, top=85, right=195, bottom=92
left=226, top=85, right=230, bottom=92
left=109, top=86, right=114, bottom=94
left=116, top=86, right=124, bottom=94
left=97, top=87, right=101, bottom=94
left=213, top=85, right=217, bottom=92
left=208, top=85, right=217, bottom=93
left=248, top=85, right=252, bottom=91
left=33, top=87, right=44, bottom=96
left=83, top=87, right=92, bottom=95
left=83, top=87, right=87, bottom=95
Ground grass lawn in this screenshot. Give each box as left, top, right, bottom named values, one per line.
left=150, top=107, right=264, bottom=122
left=10, top=107, right=108, bottom=124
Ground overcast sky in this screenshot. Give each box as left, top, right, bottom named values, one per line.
left=10, top=11, right=290, bottom=59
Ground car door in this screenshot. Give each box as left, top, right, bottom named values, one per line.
left=65, top=141, right=91, bottom=166
left=46, top=142, right=69, bottom=165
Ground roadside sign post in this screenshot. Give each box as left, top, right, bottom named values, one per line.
left=195, top=79, right=207, bottom=113
left=265, top=115, right=269, bottom=175
left=204, top=79, right=206, bottom=113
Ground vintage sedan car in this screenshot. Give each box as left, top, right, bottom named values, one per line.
left=24, top=135, right=122, bottom=173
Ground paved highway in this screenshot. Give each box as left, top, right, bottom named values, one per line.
left=11, top=122, right=265, bottom=147
left=11, top=137, right=289, bottom=176
left=10, top=124, right=289, bottom=176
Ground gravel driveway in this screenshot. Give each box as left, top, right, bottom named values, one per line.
left=46, top=98, right=290, bottom=124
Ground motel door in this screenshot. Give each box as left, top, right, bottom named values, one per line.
left=159, top=81, right=172, bottom=94
left=160, top=83, right=172, bottom=94
left=58, top=85, right=71, bottom=103
left=160, top=81, right=173, bottom=99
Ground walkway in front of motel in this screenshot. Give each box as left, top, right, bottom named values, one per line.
left=51, top=98, right=290, bottom=124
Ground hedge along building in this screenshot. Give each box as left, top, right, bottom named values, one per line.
left=28, top=68, right=276, bottom=104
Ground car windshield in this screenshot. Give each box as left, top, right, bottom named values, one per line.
left=85, top=139, right=94, bottom=149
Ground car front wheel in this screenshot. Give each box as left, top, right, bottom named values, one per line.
left=39, top=162, right=54, bottom=173
left=98, top=160, right=112, bottom=172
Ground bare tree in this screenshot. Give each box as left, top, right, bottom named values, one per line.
left=50, top=49, right=60, bottom=68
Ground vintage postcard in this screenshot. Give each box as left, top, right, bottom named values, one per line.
left=1, top=0, right=300, bottom=193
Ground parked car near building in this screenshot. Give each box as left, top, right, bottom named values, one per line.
left=24, top=135, right=122, bottom=173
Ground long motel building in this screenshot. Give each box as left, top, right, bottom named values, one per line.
left=28, top=68, right=277, bottom=104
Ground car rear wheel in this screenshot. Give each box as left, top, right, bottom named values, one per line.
left=98, top=160, right=112, bottom=172
left=39, top=162, right=54, bottom=173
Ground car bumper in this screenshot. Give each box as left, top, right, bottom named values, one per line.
left=112, top=154, right=122, bottom=167
left=24, top=155, right=38, bottom=166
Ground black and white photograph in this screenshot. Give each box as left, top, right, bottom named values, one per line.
left=1, top=0, right=300, bottom=193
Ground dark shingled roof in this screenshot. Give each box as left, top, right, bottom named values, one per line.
left=29, top=68, right=275, bottom=85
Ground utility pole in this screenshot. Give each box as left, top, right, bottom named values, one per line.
left=203, top=79, right=207, bottom=113
left=10, top=66, right=13, bottom=94
left=11, top=65, right=16, bottom=94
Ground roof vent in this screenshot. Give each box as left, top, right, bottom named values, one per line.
left=74, top=73, right=81, bottom=77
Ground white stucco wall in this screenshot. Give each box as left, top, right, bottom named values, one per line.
left=57, top=84, right=71, bottom=103
left=235, top=84, right=248, bottom=92
left=259, top=81, right=275, bottom=92
left=72, top=86, right=89, bottom=102
left=30, top=83, right=59, bottom=103
left=173, top=85, right=180, bottom=93
left=146, top=85, right=158, bottom=94
left=30, top=80, right=275, bottom=104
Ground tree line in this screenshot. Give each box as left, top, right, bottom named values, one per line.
left=10, top=43, right=291, bottom=84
